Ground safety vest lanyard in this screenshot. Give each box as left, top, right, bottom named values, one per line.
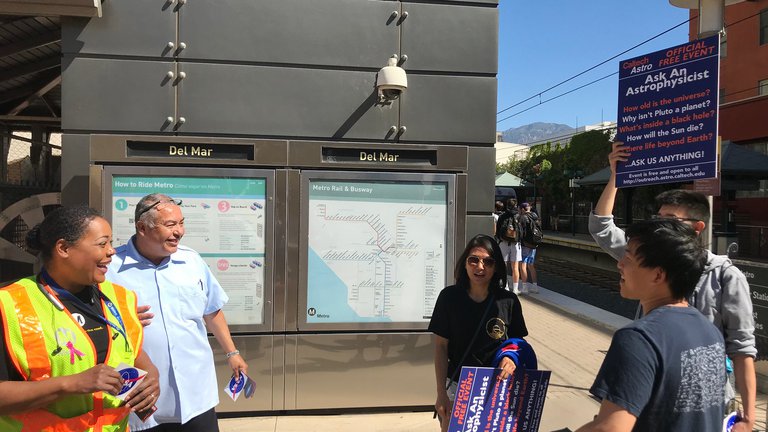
left=38, top=270, right=131, bottom=352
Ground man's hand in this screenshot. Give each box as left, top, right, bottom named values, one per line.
left=730, top=419, right=752, bottom=432
left=608, top=141, right=630, bottom=175
left=227, top=353, right=248, bottom=380
left=137, top=305, right=154, bottom=327
left=594, top=141, right=630, bottom=217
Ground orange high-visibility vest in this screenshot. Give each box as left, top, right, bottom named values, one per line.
left=0, top=276, right=143, bottom=432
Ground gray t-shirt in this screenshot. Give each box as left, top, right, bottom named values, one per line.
left=590, top=306, right=725, bottom=431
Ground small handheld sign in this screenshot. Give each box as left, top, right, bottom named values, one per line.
left=115, top=363, right=147, bottom=401
left=723, top=412, right=741, bottom=432
left=224, top=372, right=255, bottom=401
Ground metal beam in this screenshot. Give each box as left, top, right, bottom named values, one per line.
left=0, top=115, right=60, bottom=124
left=6, top=75, right=61, bottom=116
left=0, top=31, right=60, bottom=59
left=0, top=56, right=59, bottom=83
left=0, top=83, right=41, bottom=104
left=0, top=1, right=101, bottom=18
left=0, top=70, right=60, bottom=104
left=0, top=130, right=61, bottom=149
left=39, top=94, right=59, bottom=118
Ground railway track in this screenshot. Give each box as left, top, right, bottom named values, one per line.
left=536, top=256, right=621, bottom=292
left=533, top=255, right=639, bottom=320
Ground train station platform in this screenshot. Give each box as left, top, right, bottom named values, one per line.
left=217, top=285, right=768, bottom=431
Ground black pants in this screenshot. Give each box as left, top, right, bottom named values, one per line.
left=142, top=408, right=219, bottom=432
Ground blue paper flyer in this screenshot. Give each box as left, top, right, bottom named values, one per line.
left=447, top=367, right=551, bottom=432
left=615, top=34, right=719, bottom=188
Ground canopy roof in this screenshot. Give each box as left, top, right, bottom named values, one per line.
left=495, top=172, right=530, bottom=187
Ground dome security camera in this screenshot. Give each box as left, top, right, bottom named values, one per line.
left=376, top=55, right=407, bottom=103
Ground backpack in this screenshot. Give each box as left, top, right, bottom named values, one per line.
left=522, top=214, right=543, bottom=247
left=502, top=213, right=518, bottom=242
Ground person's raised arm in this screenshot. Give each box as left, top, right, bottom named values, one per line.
left=594, top=142, right=630, bottom=217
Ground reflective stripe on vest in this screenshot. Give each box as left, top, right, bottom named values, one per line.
left=0, top=277, right=142, bottom=432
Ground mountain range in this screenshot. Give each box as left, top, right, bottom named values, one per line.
left=501, top=122, right=575, bottom=144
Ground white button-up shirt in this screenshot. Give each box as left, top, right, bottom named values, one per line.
left=107, top=237, right=228, bottom=430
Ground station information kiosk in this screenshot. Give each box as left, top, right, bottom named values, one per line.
left=89, top=135, right=469, bottom=412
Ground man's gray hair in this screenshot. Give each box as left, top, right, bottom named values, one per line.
left=134, top=193, right=177, bottom=229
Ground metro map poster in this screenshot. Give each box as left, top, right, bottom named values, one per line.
left=305, top=179, right=448, bottom=324
left=111, top=175, right=267, bottom=325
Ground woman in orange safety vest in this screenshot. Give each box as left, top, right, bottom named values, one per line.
left=0, top=206, right=159, bottom=432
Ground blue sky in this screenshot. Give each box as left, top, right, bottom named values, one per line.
left=497, top=1, right=691, bottom=130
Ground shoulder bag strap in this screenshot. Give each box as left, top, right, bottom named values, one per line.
left=446, top=293, right=495, bottom=389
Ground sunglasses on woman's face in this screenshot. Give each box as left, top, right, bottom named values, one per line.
left=466, top=256, right=496, bottom=267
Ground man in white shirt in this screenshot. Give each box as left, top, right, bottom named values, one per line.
left=108, top=193, right=247, bottom=432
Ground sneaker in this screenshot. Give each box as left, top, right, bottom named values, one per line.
left=520, top=283, right=529, bottom=294
left=529, top=284, right=540, bottom=294
left=513, top=288, right=521, bottom=295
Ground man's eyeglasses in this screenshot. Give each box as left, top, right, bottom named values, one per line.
left=466, top=256, right=496, bottom=267
left=136, top=199, right=182, bottom=221
left=651, top=214, right=701, bottom=223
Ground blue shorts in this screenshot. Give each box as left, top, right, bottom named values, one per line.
left=521, top=247, right=537, bottom=264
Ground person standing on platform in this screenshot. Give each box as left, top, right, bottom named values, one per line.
left=492, top=200, right=504, bottom=237
left=518, top=202, right=541, bottom=294
left=577, top=219, right=725, bottom=431
left=107, top=194, right=247, bottom=432
left=589, top=141, right=756, bottom=431
left=495, top=198, right=522, bottom=293
left=429, top=234, right=528, bottom=432
left=550, top=203, right=559, bottom=231
left=0, top=206, right=159, bottom=432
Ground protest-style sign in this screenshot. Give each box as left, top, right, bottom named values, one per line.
left=616, top=34, right=719, bottom=188
left=448, top=367, right=551, bottom=432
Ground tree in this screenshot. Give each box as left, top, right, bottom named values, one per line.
left=495, top=129, right=614, bottom=224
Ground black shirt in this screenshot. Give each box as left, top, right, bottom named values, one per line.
left=428, top=285, right=528, bottom=380
left=0, top=283, right=110, bottom=381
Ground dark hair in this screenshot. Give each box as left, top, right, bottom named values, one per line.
left=625, top=219, right=706, bottom=300
left=505, top=198, right=517, bottom=211
left=655, top=190, right=710, bottom=224
left=135, top=193, right=178, bottom=228
left=454, top=234, right=507, bottom=292
left=495, top=201, right=505, bottom=212
left=26, top=206, right=102, bottom=262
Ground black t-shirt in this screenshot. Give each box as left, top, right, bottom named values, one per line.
left=428, top=285, right=528, bottom=380
left=0, top=284, right=110, bottom=381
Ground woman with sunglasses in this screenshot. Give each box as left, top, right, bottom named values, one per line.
left=429, top=234, right=529, bottom=432
left=0, top=206, right=159, bottom=432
